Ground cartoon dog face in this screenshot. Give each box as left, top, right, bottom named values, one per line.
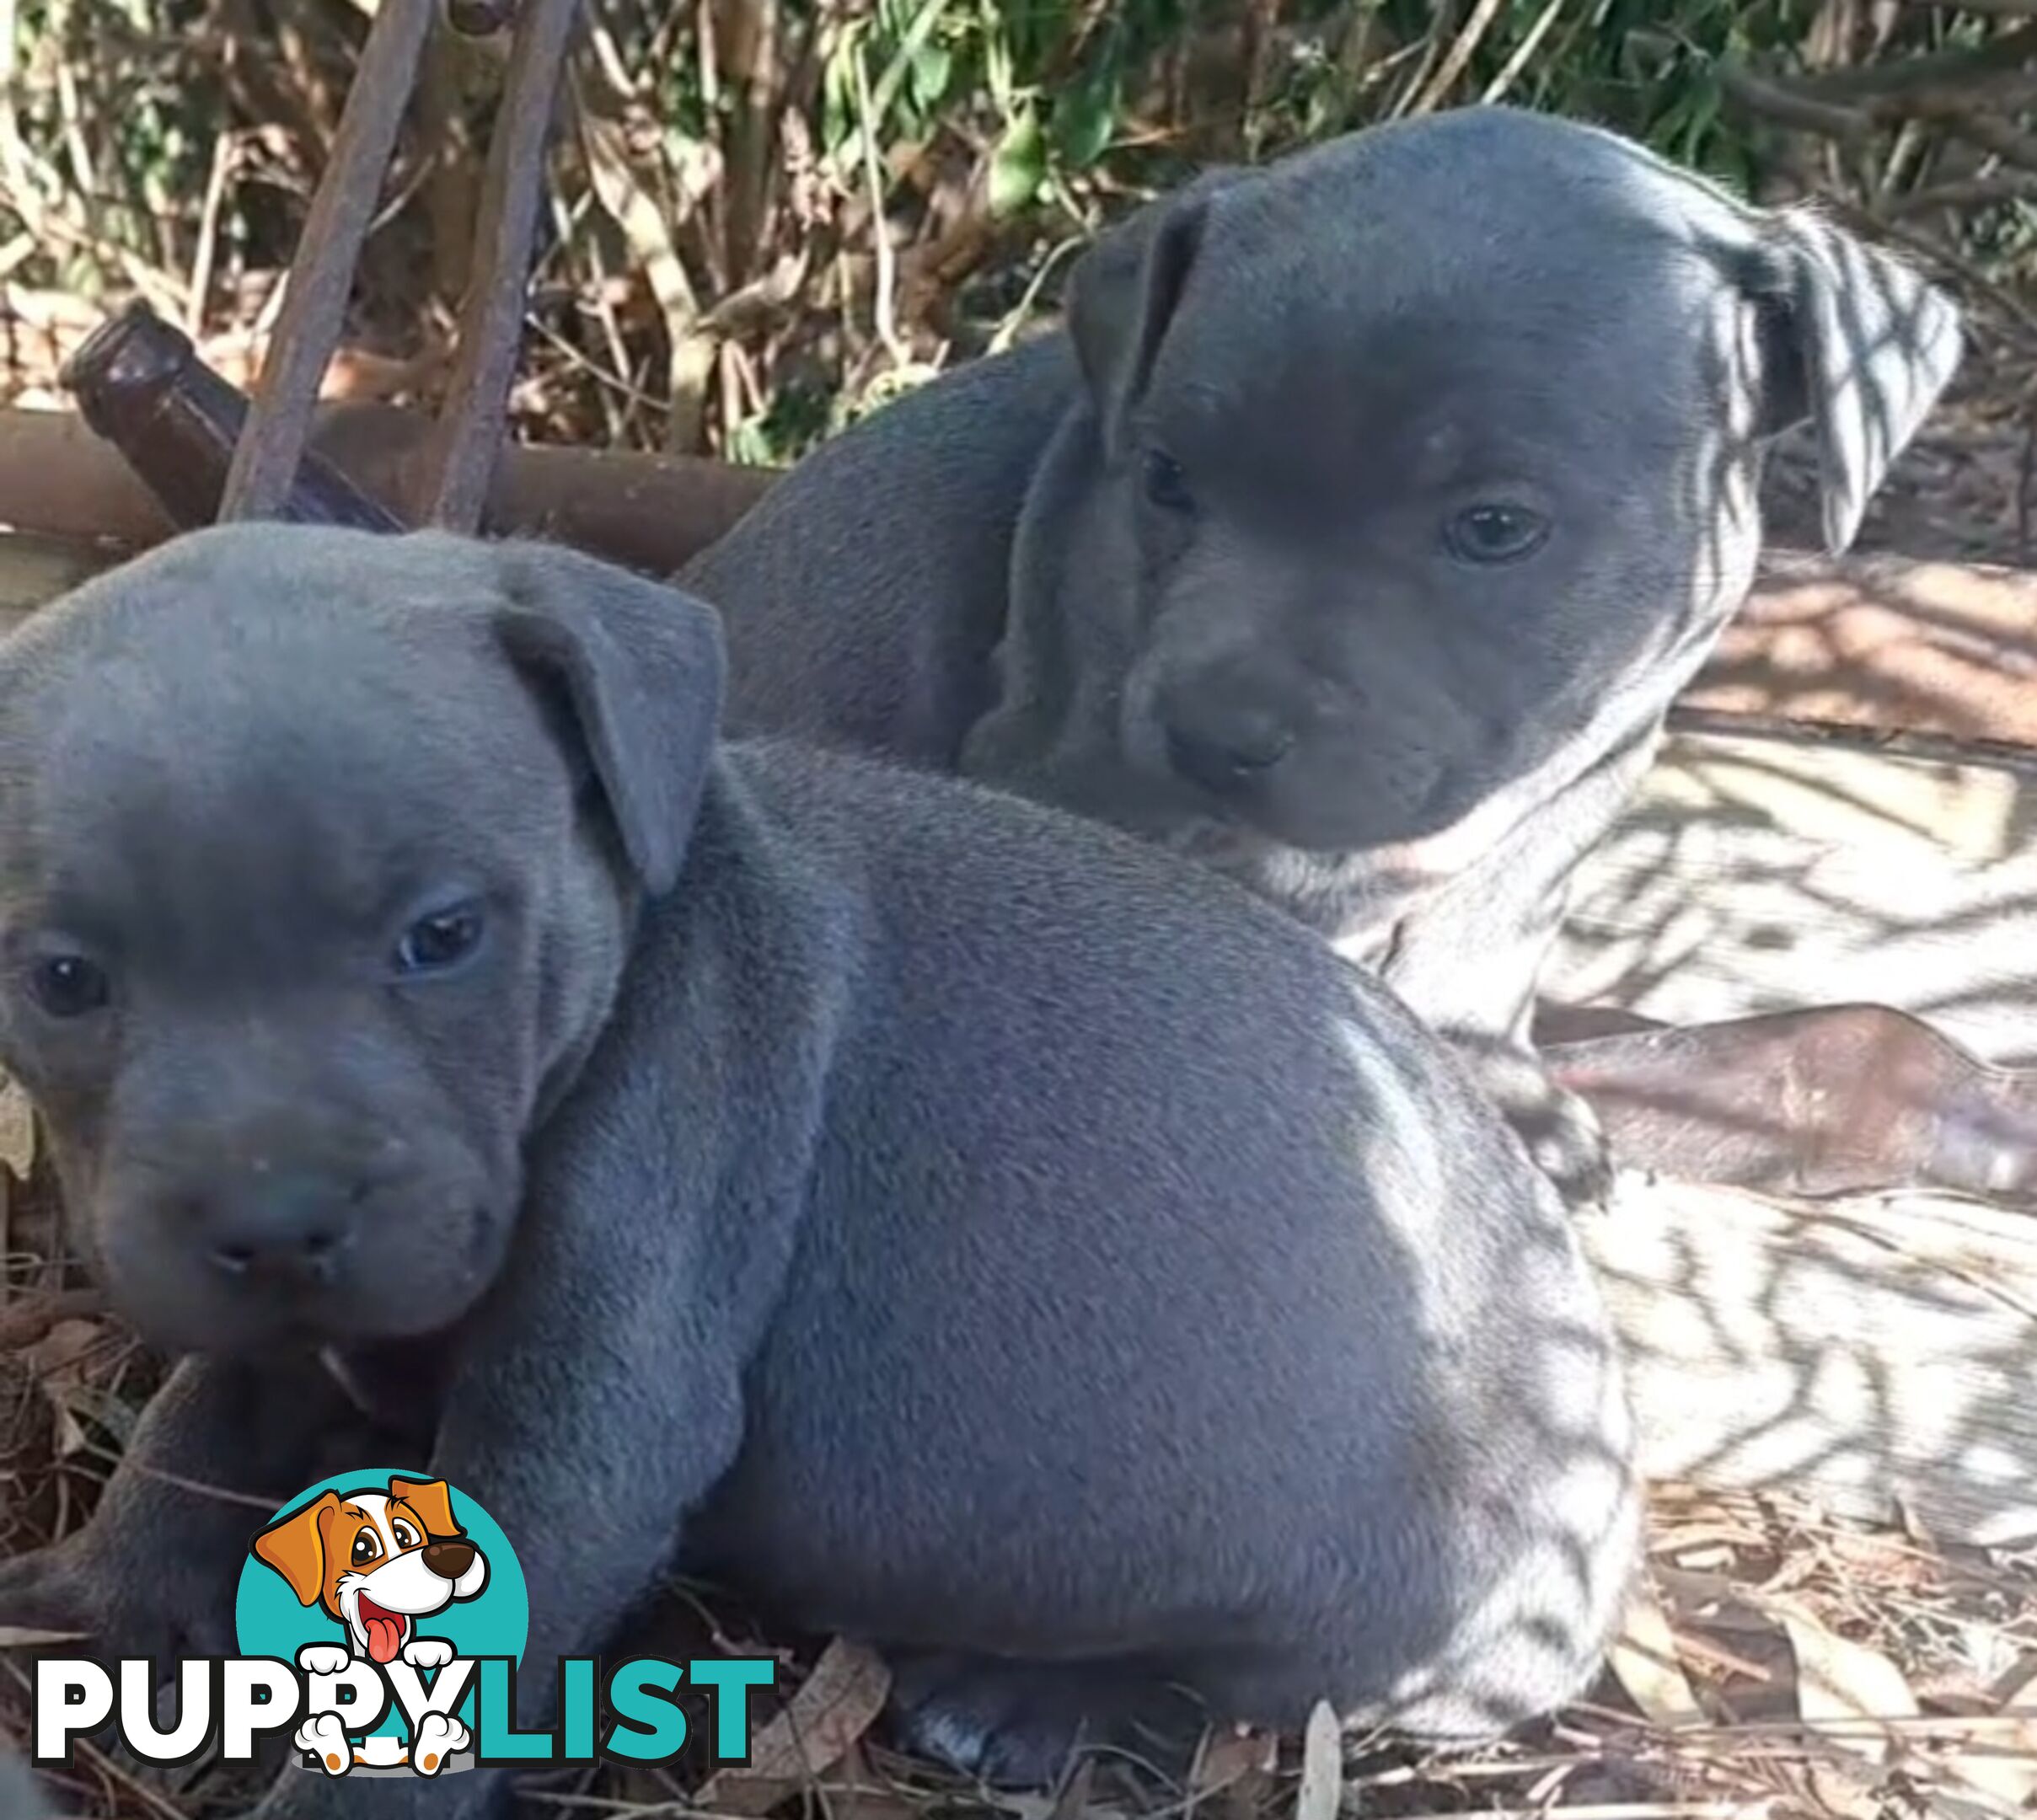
left=252, top=1477, right=489, bottom=1664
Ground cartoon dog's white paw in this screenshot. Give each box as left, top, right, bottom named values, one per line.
left=410, top=1711, right=469, bottom=1776
left=401, top=1636, right=455, bottom=1672
left=296, top=1643, right=351, bottom=1678
left=295, top=1711, right=352, bottom=1776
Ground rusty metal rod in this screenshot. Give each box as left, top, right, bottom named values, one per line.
left=318, top=401, right=775, bottom=571
left=0, top=404, right=773, bottom=572
left=217, top=0, right=438, bottom=521
left=419, top=0, right=582, bottom=529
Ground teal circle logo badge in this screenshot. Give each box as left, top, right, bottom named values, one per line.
left=234, top=1469, right=528, bottom=1779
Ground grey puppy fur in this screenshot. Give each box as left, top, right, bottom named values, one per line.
left=0, top=525, right=1638, bottom=1819
left=0, top=1744, right=40, bottom=1820
left=684, top=106, right=1961, bottom=1125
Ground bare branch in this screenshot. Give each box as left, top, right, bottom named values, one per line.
left=1943, top=106, right=2037, bottom=174
left=1884, top=171, right=2037, bottom=213
left=1793, top=19, right=2037, bottom=100
left=1713, top=60, right=1874, bottom=142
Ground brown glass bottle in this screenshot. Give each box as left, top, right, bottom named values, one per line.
left=59, top=302, right=405, bottom=533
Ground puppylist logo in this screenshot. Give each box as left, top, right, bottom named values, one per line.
left=31, top=1469, right=775, bottom=1780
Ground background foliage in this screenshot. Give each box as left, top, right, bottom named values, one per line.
left=0, top=0, right=2032, bottom=467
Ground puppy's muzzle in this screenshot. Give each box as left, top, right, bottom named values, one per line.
left=193, top=1162, right=379, bottom=1287
left=1158, top=694, right=1296, bottom=796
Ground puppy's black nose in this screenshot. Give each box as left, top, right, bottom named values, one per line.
left=201, top=1169, right=362, bottom=1286
left=1161, top=704, right=1295, bottom=795
left=422, top=1539, right=476, bottom=1580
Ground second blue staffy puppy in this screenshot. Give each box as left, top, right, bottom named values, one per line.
left=685, top=108, right=1961, bottom=1182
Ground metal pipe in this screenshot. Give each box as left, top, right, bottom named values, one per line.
left=217, top=0, right=439, bottom=520
left=0, top=403, right=775, bottom=574
left=417, top=0, right=582, bottom=529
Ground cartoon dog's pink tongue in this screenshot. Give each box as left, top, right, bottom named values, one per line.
left=357, top=1597, right=407, bottom=1665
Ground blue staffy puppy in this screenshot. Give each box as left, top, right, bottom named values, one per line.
left=684, top=107, right=1960, bottom=1170
left=0, top=527, right=1637, bottom=1817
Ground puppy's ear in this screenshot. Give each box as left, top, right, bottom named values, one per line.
left=1067, top=169, right=1248, bottom=461
left=490, top=542, right=726, bottom=897
left=389, top=1477, right=462, bottom=1541
left=1747, top=210, right=1961, bottom=555
left=252, top=1491, right=338, bottom=1607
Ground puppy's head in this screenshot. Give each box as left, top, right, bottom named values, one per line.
left=0, top=526, right=724, bottom=1352
left=252, top=1475, right=489, bottom=1663
left=1053, top=104, right=1959, bottom=872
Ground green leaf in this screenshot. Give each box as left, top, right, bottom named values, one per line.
left=821, top=48, right=857, bottom=157
left=909, top=41, right=952, bottom=111
left=988, top=104, right=1047, bottom=219
left=1053, top=73, right=1118, bottom=170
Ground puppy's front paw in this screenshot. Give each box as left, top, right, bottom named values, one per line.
left=0, top=1549, right=90, bottom=1646
left=401, top=1637, right=454, bottom=1672
left=887, top=1651, right=1207, bottom=1786
left=294, top=1712, right=351, bottom=1776
left=295, top=1643, right=351, bottom=1678
left=410, top=1711, right=469, bottom=1775
left=0, top=1534, right=233, bottom=1668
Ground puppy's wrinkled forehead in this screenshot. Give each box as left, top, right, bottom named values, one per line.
left=0, top=527, right=563, bottom=957
left=1155, top=111, right=1756, bottom=474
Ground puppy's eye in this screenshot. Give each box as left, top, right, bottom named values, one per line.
left=1445, top=504, right=1551, bottom=565
left=1141, top=450, right=1195, bottom=515
left=351, top=1532, right=383, bottom=1566
left=391, top=1522, right=419, bottom=1550
left=394, top=902, right=485, bottom=977
left=28, top=954, right=110, bottom=1020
